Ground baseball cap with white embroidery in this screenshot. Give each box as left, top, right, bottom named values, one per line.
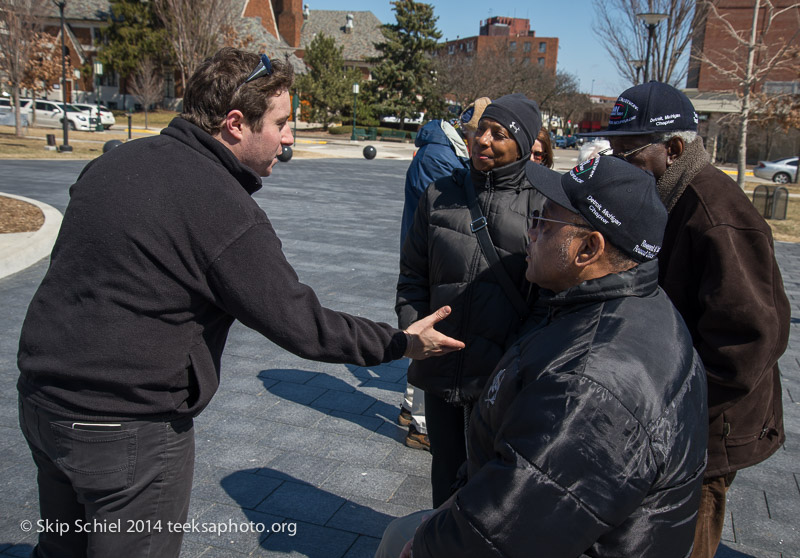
left=588, top=81, right=699, bottom=137
left=525, top=156, right=667, bottom=263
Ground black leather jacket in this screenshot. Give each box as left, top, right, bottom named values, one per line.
left=413, top=261, right=709, bottom=557
left=396, top=157, right=547, bottom=403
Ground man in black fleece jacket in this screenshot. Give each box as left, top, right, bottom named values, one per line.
left=17, top=48, right=463, bottom=558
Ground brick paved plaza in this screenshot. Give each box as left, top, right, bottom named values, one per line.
left=0, top=159, right=797, bottom=557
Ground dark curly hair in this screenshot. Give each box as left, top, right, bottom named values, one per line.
left=181, top=47, right=294, bottom=136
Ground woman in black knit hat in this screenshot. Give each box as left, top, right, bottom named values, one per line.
left=396, top=94, right=562, bottom=507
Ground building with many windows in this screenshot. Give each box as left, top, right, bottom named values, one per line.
left=439, top=16, right=558, bottom=73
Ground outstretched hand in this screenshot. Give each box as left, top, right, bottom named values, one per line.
left=403, top=306, right=465, bottom=360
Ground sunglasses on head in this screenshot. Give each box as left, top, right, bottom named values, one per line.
left=233, top=54, right=274, bottom=96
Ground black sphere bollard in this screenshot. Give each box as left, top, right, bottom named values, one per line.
left=103, top=139, right=123, bottom=153
left=363, top=145, right=376, bottom=160
left=277, top=145, right=293, bottom=162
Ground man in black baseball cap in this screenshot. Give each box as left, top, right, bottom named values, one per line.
left=591, top=81, right=789, bottom=558
left=376, top=155, right=708, bottom=558
left=525, top=155, right=666, bottom=294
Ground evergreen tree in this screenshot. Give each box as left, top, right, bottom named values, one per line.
left=369, top=0, right=445, bottom=128
left=296, top=32, right=360, bottom=129
left=98, top=0, right=168, bottom=84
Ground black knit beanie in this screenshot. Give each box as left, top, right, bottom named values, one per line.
left=481, top=93, right=542, bottom=158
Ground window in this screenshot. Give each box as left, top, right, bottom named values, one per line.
left=466, top=41, right=474, bottom=52
left=509, top=41, right=517, bottom=51
left=763, top=81, right=800, bottom=95
left=523, top=42, right=531, bottom=52
left=164, top=70, right=175, bottom=98
left=448, top=44, right=455, bottom=55
left=539, top=42, right=546, bottom=53
left=538, top=57, right=545, bottom=66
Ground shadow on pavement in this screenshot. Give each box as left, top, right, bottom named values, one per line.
left=715, top=544, right=757, bottom=557
left=0, top=543, right=34, bottom=557
left=221, top=469, right=389, bottom=557
left=258, top=362, right=408, bottom=444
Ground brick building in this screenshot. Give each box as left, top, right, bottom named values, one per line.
left=438, top=16, right=558, bottom=73
left=26, top=0, right=307, bottom=109
left=577, top=95, right=617, bottom=134
left=685, top=0, right=799, bottom=162
left=687, top=0, right=799, bottom=94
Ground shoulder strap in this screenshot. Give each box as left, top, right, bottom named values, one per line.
left=463, top=174, right=530, bottom=322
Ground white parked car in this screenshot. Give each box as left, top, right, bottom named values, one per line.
left=0, top=97, right=32, bottom=113
left=71, top=103, right=116, bottom=129
left=380, top=112, right=425, bottom=128
left=0, top=98, right=98, bottom=131
left=577, top=137, right=611, bottom=164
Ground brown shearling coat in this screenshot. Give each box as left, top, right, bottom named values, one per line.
left=658, top=162, right=789, bottom=477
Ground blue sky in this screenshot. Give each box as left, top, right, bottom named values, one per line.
left=304, top=0, right=633, bottom=97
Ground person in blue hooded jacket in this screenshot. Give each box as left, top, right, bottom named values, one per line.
left=399, top=119, right=469, bottom=246
left=397, top=118, right=469, bottom=451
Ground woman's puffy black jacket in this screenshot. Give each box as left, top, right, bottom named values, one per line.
left=396, top=157, right=546, bottom=403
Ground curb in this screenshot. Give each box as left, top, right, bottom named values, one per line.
left=0, top=193, right=62, bottom=280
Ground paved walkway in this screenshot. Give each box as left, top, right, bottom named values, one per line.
left=0, top=159, right=797, bottom=558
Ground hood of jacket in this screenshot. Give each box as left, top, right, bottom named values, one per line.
left=161, top=117, right=264, bottom=196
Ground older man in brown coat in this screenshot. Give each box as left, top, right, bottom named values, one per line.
left=591, top=81, right=790, bottom=558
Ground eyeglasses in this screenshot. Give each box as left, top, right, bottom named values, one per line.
left=598, top=142, right=654, bottom=162
left=532, top=151, right=545, bottom=160
left=529, top=209, right=593, bottom=230
left=233, top=54, right=274, bottom=95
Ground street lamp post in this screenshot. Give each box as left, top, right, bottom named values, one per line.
left=636, top=12, right=668, bottom=83
left=350, top=83, right=359, bottom=141
left=629, top=59, right=645, bottom=85
left=53, top=0, right=72, bottom=152
left=93, top=60, right=104, bottom=131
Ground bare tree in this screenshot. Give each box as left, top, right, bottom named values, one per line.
left=435, top=42, right=584, bottom=128
left=128, top=58, right=164, bottom=129
left=694, top=0, right=800, bottom=187
left=593, top=0, right=703, bottom=87
left=153, top=0, right=238, bottom=94
left=0, top=0, right=48, bottom=136
left=22, top=31, right=67, bottom=125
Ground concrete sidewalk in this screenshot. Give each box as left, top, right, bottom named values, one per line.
left=0, top=159, right=797, bottom=558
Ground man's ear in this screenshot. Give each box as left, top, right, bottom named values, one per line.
left=221, top=110, right=245, bottom=141
left=574, top=231, right=605, bottom=269
left=666, top=137, right=684, bottom=165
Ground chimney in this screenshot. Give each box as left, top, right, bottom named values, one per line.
left=345, top=13, right=354, bottom=34
left=276, top=0, right=303, bottom=48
